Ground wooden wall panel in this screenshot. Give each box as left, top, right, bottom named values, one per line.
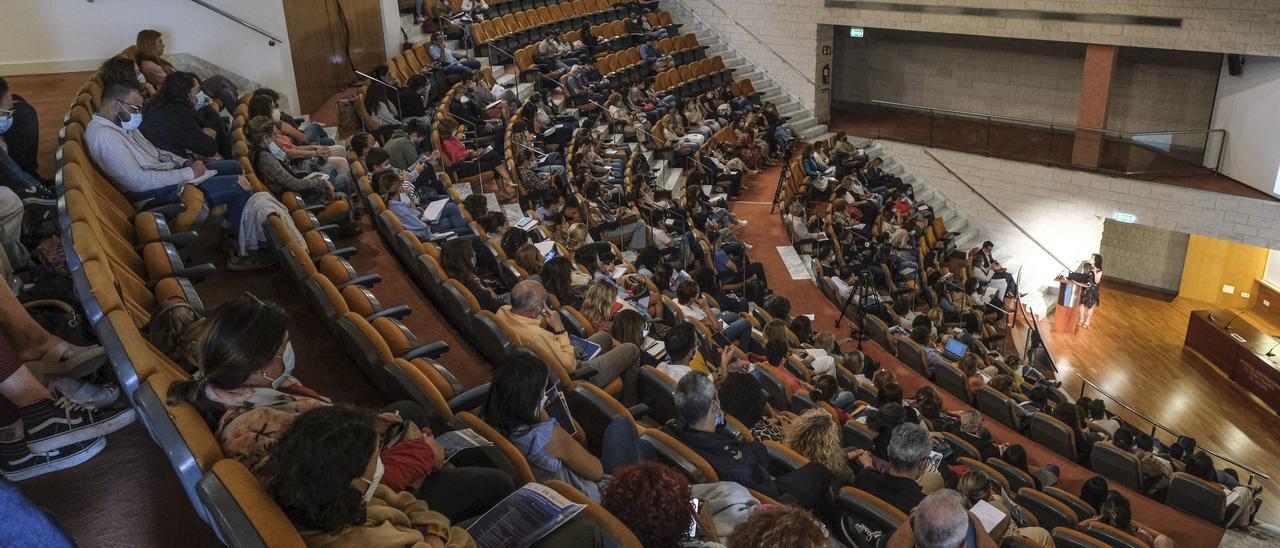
left=1252, top=280, right=1280, bottom=327
left=284, top=0, right=385, bottom=114
left=1178, top=234, right=1269, bottom=309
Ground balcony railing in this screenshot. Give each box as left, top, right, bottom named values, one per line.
left=866, top=100, right=1226, bottom=180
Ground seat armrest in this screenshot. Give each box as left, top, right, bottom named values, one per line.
left=138, top=230, right=198, bottom=249
left=315, top=223, right=339, bottom=233
left=365, top=305, right=412, bottom=322
left=330, top=247, right=358, bottom=259
left=403, top=341, right=450, bottom=361
left=147, top=263, right=216, bottom=287
left=627, top=403, right=651, bottom=420
left=303, top=204, right=325, bottom=213
left=336, top=273, right=382, bottom=290
left=447, top=383, right=491, bottom=414
left=146, top=203, right=186, bottom=219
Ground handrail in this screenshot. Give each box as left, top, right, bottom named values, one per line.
left=871, top=99, right=1227, bottom=139
left=190, top=0, right=285, bottom=46
left=1075, top=373, right=1270, bottom=484
left=669, top=0, right=817, bottom=105
left=920, top=148, right=1073, bottom=271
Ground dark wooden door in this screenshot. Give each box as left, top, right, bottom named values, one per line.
left=284, top=0, right=386, bottom=113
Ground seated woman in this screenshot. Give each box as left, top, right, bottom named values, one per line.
left=247, top=93, right=347, bottom=177
left=674, top=280, right=752, bottom=350
left=579, top=279, right=623, bottom=335
left=437, top=118, right=518, bottom=201
left=1079, top=493, right=1174, bottom=548
left=602, top=462, right=732, bottom=548
left=261, top=405, right=476, bottom=547
left=166, top=295, right=512, bottom=521
left=481, top=351, right=641, bottom=502
left=582, top=181, right=649, bottom=251
left=719, top=371, right=785, bottom=442
left=612, top=309, right=661, bottom=367
left=957, top=471, right=1054, bottom=547
left=247, top=116, right=351, bottom=211
left=441, top=237, right=505, bottom=313
left=513, top=243, right=545, bottom=280
left=135, top=30, right=176, bottom=89
left=139, top=71, right=227, bottom=160
left=1185, top=451, right=1263, bottom=526
left=786, top=409, right=855, bottom=487
left=377, top=171, right=473, bottom=241
left=541, top=256, right=586, bottom=308
left=913, top=386, right=957, bottom=433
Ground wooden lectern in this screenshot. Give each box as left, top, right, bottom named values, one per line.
left=1053, top=279, right=1081, bottom=334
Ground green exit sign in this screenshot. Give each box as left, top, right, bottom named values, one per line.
left=850, top=28, right=864, bottom=38
left=1112, top=212, right=1137, bottom=223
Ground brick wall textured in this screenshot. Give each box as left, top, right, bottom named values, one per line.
left=1107, top=48, right=1222, bottom=132
left=1099, top=219, right=1190, bottom=293
left=880, top=141, right=1280, bottom=300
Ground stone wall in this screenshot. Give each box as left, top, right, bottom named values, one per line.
left=1099, top=219, right=1190, bottom=293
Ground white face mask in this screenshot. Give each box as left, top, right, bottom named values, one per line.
left=361, top=457, right=384, bottom=503
left=271, top=108, right=281, bottom=121
left=120, top=111, right=143, bottom=132
left=262, top=341, right=295, bottom=389
left=136, top=73, right=147, bottom=84
left=194, top=91, right=212, bottom=110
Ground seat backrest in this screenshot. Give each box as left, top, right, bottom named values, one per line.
left=544, top=480, right=643, bottom=548
left=470, top=310, right=513, bottom=366
left=835, top=486, right=907, bottom=544
left=567, top=381, right=635, bottom=457
left=1050, top=527, right=1110, bottom=548
left=639, top=428, right=718, bottom=484
left=1028, top=413, right=1077, bottom=462
left=933, top=363, right=970, bottom=402
left=638, top=365, right=678, bottom=424
left=841, top=420, right=875, bottom=451
left=974, top=386, right=1019, bottom=430
left=456, top=411, right=537, bottom=483
left=894, top=337, right=930, bottom=378
left=1165, top=472, right=1227, bottom=524
left=1080, top=522, right=1150, bottom=548
left=1014, top=487, right=1078, bottom=532
left=196, top=459, right=306, bottom=548
left=1042, top=486, right=1095, bottom=524
left=986, top=458, right=1035, bottom=493
left=1091, top=442, right=1143, bottom=490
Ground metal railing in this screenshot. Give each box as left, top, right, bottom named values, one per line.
left=1076, top=373, right=1270, bottom=485
left=669, top=0, right=817, bottom=111
left=867, top=100, right=1226, bottom=179
left=190, top=0, right=285, bottom=46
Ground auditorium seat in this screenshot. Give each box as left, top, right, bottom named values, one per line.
left=1028, top=412, right=1077, bottom=462
left=638, top=365, right=679, bottom=425
left=543, top=480, right=643, bottom=548
left=566, top=381, right=648, bottom=457
left=986, top=458, right=1035, bottom=493
left=974, top=385, right=1021, bottom=430
left=958, top=457, right=1011, bottom=492
left=834, top=487, right=908, bottom=546
left=1080, top=522, right=1149, bottom=548
left=132, top=374, right=223, bottom=523
left=895, top=337, right=930, bottom=378
left=1051, top=527, right=1110, bottom=548
left=470, top=310, right=515, bottom=366
left=1165, top=472, right=1227, bottom=524
left=1043, top=486, right=1095, bottom=524
left=1091, top=441, right=1143, bottom=491
left=933, top=363, right=971, bottom=402
left=196, top=459, right=306, bottom=548
left=762, top=439, right=811, bottom=478
left=454, top=411, right=538, bottom=485
left=841, top=419, right=876, bottom=451
left=1015, top=487, right=1078, bottom=532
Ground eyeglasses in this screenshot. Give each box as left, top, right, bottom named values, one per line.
left=117, top=100, right=142, bottom=114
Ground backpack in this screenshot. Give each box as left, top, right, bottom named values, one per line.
left=142, top=299, right=206, bottom=373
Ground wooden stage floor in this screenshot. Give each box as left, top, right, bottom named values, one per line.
left=1029, top=281, right=1280, bottom=525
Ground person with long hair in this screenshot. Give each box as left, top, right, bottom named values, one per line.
left=1001, top=443, right=1059, bottom=490
left=441, top=237, right=506, bottom=312
left=726, top=505, right=827, bottom=548
left=1080, top=493, right=1173, bottom=548
left=579, top=279, right=621, bottom=335
left=601, top=462, right=723, bottom=548
left=480, top=350, right=641, bottom=502
left=167, top=295, right=512, bottom=521
left=134, top=29, right=175, bottom=88
left=260, top=405, right=475, bottom=546
left=437, top=118, right=517, bottom=201
left=674, top=280, right=752, bottom=350
left=718, top=371, right=784, bottom=442
left=247, top=92, right=346, bottom=174
left=376, top=171, right=473, bottom=241
left=956, top=472, right=1054, bottom=546
left=785, top=409, right=854, bottom=486
left=1050, top=402, right=1098, bottom=465
left=247, top=115, right=350, bottom=205
left=1079, top=476, right=1109, bottom=517
left=611, top=309, right=662, bottom=367
left=1079, top=253, right=1103, bottom=328
left=540, top=256, right=581, bottom=307
left=1184, top=451, right=1263, bottom=526
left=913, top=386, right=957, bottom=433
left=139, top=71, right=225, bottom=159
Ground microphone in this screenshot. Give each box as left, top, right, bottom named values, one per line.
left=1223, top=311, right=1244, bottom=332
left=1265, top=340, right=1280, bottom=357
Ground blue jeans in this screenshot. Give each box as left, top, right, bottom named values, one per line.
left=304, top=123, right=334, bottom=146
left=430, top=202, right=473, bottom=235
left=127, top=160, right=248, bottom=234
left=0, top=148, right=40, bottom=192
left=719, top=313, right=752, bottom=349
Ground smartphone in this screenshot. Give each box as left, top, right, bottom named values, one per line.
left=688, top=498, right=701, bottom=537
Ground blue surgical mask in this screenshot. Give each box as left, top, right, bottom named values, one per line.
left=136, top=73, right=147, bottom=84
left=263, top=342, right=295, bottom=389
left=268, top=141, right=287, bottom=161
left=120, top=112, right=143, bottom=132
left=0, top=115, right=12, bottom=135
left=194, top=91, right=212, bottom=110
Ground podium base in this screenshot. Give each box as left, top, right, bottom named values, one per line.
left=1053, top=304, right=1080, bottom=334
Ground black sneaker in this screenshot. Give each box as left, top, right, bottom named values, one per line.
left=18, top=184, right=56, bottom=207
left=22, top=397, right=136, bottom=454
left=225, top=251, right=277, bottom=272
left=0, top=436, right=106, bottom=481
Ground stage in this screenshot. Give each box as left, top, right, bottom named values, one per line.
left=1022, top=280, right=1280, bottom=525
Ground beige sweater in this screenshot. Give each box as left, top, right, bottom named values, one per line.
left=301, top=484, right=475, bottom=548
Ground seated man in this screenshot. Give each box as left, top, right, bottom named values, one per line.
left=886, top=489, right=997, bottom=547
left=84, top=82, right=261, bottom=267
left=850, top=422, right=932, bottom=514
left=0, top=78, right=55, bottom=205
left=1087, top=398, right=1121, bottom=437
left=908, top=325, right=947, bottom=376
left=665, top=372, right=830, bottom=510
left=495, top=280, right=640, bottom=405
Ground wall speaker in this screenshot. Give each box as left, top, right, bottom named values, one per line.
left=1228, top=54, right=1245, bottom=76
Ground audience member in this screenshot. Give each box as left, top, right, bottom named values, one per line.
left=602, top=462, right=725, bottom=548
left=887, top=489, right=997, bottom=548
left=956, top=472, right=1052, bottom=546
left=851, top=422, right=932, bottom=513
left=725, top=504, right=827, bottom=548
left=785, top=409, right=854, bottom=486
left=718, top=371, right=783, bottom=443
left=1080, top=493, right=1173, bottom=548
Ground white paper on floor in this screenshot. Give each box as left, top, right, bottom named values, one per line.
left=776, top=246, right=813, bottom=280
left=502, top=202, right=524, bottom=225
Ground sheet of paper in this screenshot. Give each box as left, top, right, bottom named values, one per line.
left=970, top=500, right=1006, bottom=534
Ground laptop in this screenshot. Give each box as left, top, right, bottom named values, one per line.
left=942, top=338, right=969, bottom=362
